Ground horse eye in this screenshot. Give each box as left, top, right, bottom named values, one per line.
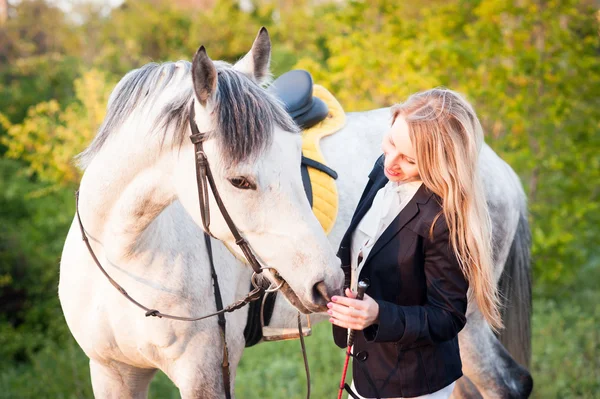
left=229, top=177, right=255, bottom=190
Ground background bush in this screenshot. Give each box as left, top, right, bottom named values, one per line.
left=0, top=0, right=598, bottom=397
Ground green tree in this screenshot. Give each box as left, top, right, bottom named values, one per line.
left=293, top=0, right=600, bottom=288
left=1, top=69, right=113, bottom=185
left=0, top=0, right=80, bottom=64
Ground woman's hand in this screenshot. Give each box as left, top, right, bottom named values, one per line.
left=327, top=288, right=379, bottom=330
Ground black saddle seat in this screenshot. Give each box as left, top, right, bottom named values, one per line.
left=269, top=70, right=329, bottom=129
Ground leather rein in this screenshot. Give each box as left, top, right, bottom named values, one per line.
left=75, top=101, right=311, bottom=399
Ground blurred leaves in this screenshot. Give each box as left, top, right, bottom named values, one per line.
left=2, top=70, right=113, bottom=184
left=5, top=0, right=596, bottom=285
left=292, top=0, right=600, bottom=287
left=0, top=0, right=598, bottom=396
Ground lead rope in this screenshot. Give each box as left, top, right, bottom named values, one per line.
left=298, top=312, right=311, bottom=399
left=337, top=280, right=369, bottom=399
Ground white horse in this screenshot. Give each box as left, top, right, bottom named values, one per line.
left=60, top=27, right=532, bottom=398
left=59, top=29, right=344, bottom=398
left=267, top=111, right=534, bottom=397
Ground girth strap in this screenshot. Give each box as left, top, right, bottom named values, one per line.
left=344, top=384, right=361, bottom=399
left=300, top=162, right=313, bottom=207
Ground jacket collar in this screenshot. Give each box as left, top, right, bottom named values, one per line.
left=349, top=162, right=434, bottom=231
left=363, top=183, right=432, bottom=265
left=339, top=159, right=435, bottom=264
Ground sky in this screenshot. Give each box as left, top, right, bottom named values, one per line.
left=52, top=0, right=124, bottom=10
left=40, top=0, right=125, bottom=22
left=45, top=0, right=254, bottom=16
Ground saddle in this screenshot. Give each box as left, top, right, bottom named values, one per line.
left=270, top=69, right=344, bottom=234
left=269, top=69, right=330, bottom=130
left=244, top=71, right=345, bottom=347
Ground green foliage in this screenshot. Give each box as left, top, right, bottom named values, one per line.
left=92, top=0, right=282, bottom=76
left=0, top=337, right=92, bottom=398
left=2, top=70, right=113, bottom=184
left=0, top=0, right=84, bottom=149
left=0, top=0, right=81, bottom=63
left=292, top=0, right=600, bottom=287
left=0, top=159, right=74, bottom=367
left=0, top=0, right=598, bottom=397
left=233, top=323, right=346, bottom=398
left=0, top=55, right=81, bottom=128
left=531, top=265, right=600, bottom=398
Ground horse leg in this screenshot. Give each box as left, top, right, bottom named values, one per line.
left=167, top=330, right=245, bottom=399
left=90, top=359, right=156, bottom=399
left=459, top=310, right=533, bottom=399
left=170, top=352, right=237, bottom=399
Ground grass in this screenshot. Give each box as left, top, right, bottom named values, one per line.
left=1, top=277, right=598, bottom=398
left=530, top=264, right=600, bottom=398
left=147, top=322, right=347, bottom=398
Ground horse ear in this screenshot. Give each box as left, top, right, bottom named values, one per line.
left=233, top=27, right=271, bottom=84
left=192, top=46, right=217, bottom=106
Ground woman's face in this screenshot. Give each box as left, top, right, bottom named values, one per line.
left=381, top=115, right=421, bottom=182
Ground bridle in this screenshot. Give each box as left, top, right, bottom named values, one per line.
left=189, top=101, right=265, bottom=275
left=75, top=101, right=310, bottom=399
left=75, top=101, right=278, bottom=320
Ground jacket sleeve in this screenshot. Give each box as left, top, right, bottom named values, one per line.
left=363, top=217, right=469, bottom=345
left=332, top=324, right=348, bottom=348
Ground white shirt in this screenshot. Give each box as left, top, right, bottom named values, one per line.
left=349, top=179, right=423, bottom=292
left=348, top=179, right=456, bottom=399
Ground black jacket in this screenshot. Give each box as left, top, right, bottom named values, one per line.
left=333, top=155, right=468, bottom=398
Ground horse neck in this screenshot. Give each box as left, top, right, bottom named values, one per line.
left=78, top=124, right=178, bottom=260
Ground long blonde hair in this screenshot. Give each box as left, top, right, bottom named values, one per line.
left=391, top=88, right=503, bottom=331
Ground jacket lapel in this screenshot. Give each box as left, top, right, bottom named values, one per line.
left=337, top=160, right=387, bottom=266
left=362, top=183, right=433, bottom=267
left=339, top=157, right=388, bottom=250
left=346, top=173, right=388, bottom=236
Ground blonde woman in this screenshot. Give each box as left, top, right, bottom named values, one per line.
left=328, top=88, right=502, bottom=399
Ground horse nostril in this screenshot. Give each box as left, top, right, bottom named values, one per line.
left=519, top=371, right=533, bottom=398
left=312, top=281, right=330, bottom=306
left=505, top=362, right=533, bottom=398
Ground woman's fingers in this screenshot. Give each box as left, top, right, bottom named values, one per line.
left=331, top=295, right=367, bottom=310
left=328, top=293, right=380, bottom=330
left=329, top=316, right=365, bottom=330
left=328, top=304, right=371, bottom=331
left=328, top=303, right=366, bottom=319
left=328, top=293, right=379, bottom=330
left=328, top=306, right=362, bottom=322
left=328, top=302, right=356, bottom=315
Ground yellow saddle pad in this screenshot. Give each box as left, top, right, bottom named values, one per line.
left=302, top=85, right=345, bottom=234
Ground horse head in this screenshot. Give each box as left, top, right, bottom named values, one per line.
left=173, top=28, right=344, bottom=313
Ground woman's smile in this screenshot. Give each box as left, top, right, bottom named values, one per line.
left=385, top=168, right=401, bottom=178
